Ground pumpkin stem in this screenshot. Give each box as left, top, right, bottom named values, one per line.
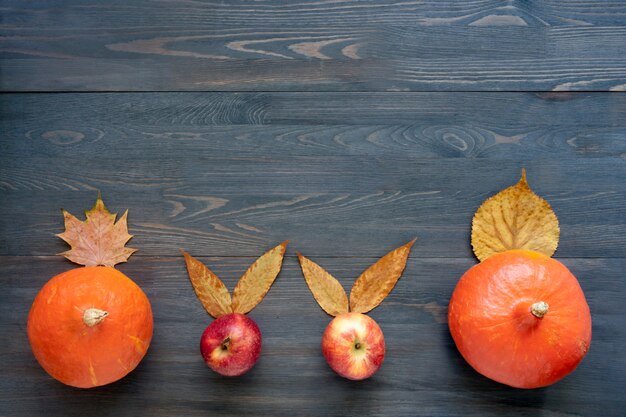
left=530, top=301, right=549, bottom=318
left=83, top=308, right=108, bottom=327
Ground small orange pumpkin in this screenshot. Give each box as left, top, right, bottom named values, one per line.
left=448, top=250, right=591, bottom=388
left=27, top=196, right=153, bottom=388
left=28, top=267, right=152, bottom=388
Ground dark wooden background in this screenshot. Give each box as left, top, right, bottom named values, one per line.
left=1, top=2, right=626, bottom=417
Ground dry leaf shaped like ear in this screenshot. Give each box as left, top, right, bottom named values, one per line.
left=231, top=241, right=288, bottom=314
left=349, top=240, right=415, bottom=314
left=471, top=169, right=560, bottom=262
left=181, top=250, right=233, bottom=318
left=297, top=253, right=349, bottom=317
left=57, top=194, right=136, bottom=267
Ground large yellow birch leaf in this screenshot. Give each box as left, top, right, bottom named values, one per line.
left=471, top=169, right=560, bottom=262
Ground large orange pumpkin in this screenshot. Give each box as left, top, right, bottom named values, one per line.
left=28, top=266, right=153, bottom=388
left=448, top=250, right=591, bottom=388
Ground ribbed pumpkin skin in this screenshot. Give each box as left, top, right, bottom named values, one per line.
left=448, top=250, right=591, bottom=388
left=27, top=266, right=153, bottom=388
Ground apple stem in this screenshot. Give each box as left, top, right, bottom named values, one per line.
left=221, top=337, right=231, bottom=351
left=530, top=301, right=549, bottom=318
left=83, top=308, right=108, bottom=327
left=354, top=342, right=361, bottom=350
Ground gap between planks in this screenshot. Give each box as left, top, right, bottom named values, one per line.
left=2, top=90, right=626, bottom=94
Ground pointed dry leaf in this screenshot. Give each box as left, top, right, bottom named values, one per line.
left=231, top=241, right=288, bottom=314
left=181, top=250, right=232, bottom=318
left=349, top=240, right=415, bottom=314
left=471, top=169, right=560, bottom=262
left=57, top=195, right=137, bottom=267
left=297, top=253, right=349, bottom=317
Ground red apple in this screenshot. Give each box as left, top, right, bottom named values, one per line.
left=321, top=312, right=385, bottom=380
left=200, top=313, right=261, bottom=376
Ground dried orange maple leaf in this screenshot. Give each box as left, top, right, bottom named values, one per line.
left=57, top=195, right=136, bottom=267
left=231, top=241, right=288, bottom=314
left=471, top=169, right=560, bottom=262
left=349, top=240, right=415, bottom=314
left=181, top=250, right=232, bottom=318
left=297, top=252, right=348, bottom=317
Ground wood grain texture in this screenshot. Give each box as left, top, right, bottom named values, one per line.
left=4, top=0, right=626, bottom=28
left=3, top=1, right=626, bottom=91
left=0, top=255, right=624, bottom=417
left=3, top=92, right=626, bottom=130
left=1, top=93, right=625, bottom=259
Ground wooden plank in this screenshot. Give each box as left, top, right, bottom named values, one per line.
left=3, top=92, right=626, bottom=128
left=1, top=93, right=625, bottom=258
left=3, top=2, right=626, bottom=91
left=0, top=166, right=624, bottom=259
left=1, top=255, right=624, bottom=417
left=4, top=0, right=626, bottom=29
